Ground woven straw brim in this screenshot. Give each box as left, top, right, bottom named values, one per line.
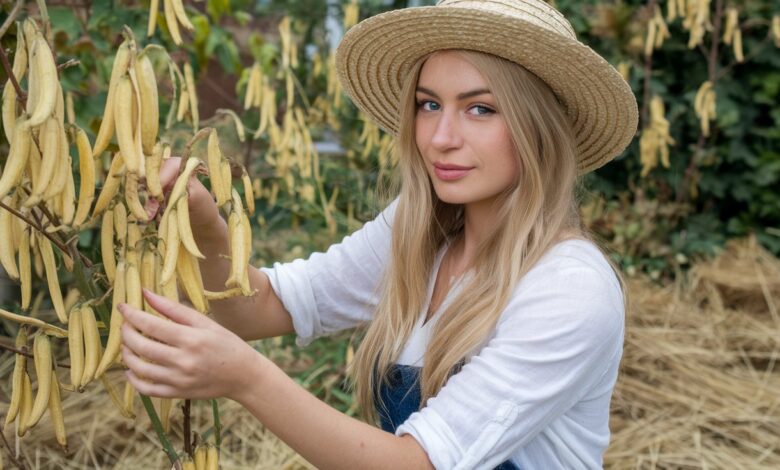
left=336, top=6, right=639, bottom=174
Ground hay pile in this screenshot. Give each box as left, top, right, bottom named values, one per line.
left=0, top=368, right=314, bottom=469
left=606, top=235, right=780, bottom=468
left=1, top=235, right=779, bottom=468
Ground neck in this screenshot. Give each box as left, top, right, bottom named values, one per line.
left=448, top=199, right=500, bottom=274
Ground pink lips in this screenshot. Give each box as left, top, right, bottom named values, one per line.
left=433, top=162, right=473, bottom=181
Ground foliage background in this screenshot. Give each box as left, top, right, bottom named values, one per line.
left=0, top=0, right=778, bottom=458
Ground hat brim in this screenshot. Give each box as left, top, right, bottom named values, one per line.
left=336, top=6, right=639, bottom=173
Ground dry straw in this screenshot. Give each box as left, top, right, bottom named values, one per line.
left=5, top=234, right=779, bottom=468
left=335, top=0, right=639, bottom=174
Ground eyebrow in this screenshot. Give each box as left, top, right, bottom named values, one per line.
left=416, top=86, right=492, bottom=101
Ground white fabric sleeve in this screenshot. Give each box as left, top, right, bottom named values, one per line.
left=259, top=198, right=398, bottom=346
left=395, top=252, right=625, bottom=469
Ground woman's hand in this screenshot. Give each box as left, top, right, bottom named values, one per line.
left=119, top=289, right=264, bottom=400
left=150, top=157, right=222, bottom=232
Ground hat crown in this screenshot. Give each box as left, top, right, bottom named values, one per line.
left=435, top=0, right=576, bottom=40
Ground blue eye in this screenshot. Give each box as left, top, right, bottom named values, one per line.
left=416, top=100, right=440, bottom=111
left=471, top=105, right=495, bottom=115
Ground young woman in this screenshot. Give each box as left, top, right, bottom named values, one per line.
left=119, top=0, right=638, bottom=468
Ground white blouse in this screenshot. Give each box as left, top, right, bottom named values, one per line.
left=259, top=198, right=625, bottom=469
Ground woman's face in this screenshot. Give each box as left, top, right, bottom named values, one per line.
left=415, top=51, right=519, bottom=208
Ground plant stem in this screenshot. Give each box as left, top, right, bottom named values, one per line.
left=71, top=250, right=111, bottom=332
left=211, top=398, right=222, bottom=448
left=0, top=199, right=70, bottom=255
left=183, top=399, right=192, bottom=456
left=140, top=394, right=179, bottom=465
left=641, top=0, right=657, bottom=130
left=0, top=31, right=27, bottom=108
left=181, top=128, right=213, bottom=161
left=676, top=0, right=724, bottom=204
left=0, top=0, right=24, bottom=40
left=0, top=421, right=28, bottom=469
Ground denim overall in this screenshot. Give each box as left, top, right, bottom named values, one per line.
left=377, top=364, right=520, bottom=470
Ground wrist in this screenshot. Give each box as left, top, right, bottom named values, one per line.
left=230, top=346, right=275, bottom=406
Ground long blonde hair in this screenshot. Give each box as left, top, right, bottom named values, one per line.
left=348, top=49, right=625, bottom=424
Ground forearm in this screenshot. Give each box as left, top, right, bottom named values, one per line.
left=235, top=353, right=434, bottom=470
left=193, top=217, right=294, bottom=341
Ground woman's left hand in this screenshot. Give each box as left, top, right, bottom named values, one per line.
left=119, top=289, right=263, bottom=400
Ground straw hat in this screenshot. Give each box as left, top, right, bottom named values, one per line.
left=335, top=0, right=639, bottom=174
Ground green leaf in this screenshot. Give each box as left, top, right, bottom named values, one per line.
left=49, top=7, right=82, bottom=40
left=207, top=0, right=232, bottom=23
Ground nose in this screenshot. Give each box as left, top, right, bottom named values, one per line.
left=430, top=110, right=463, bottom=151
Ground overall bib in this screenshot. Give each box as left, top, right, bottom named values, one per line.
left=377, top=364, right=520, bottom=470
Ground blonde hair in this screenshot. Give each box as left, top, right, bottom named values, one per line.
left=348, top=49, right=625, bottom=424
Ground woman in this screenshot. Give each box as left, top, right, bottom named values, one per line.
left=119, top=0, right=638, bottom=468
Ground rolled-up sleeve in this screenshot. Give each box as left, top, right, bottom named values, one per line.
left=395, top=255, right=625, bottom=469
left=260, top=198, right=398, bottom=346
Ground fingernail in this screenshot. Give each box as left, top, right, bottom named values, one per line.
left=118, top=303, right=129, bottom=315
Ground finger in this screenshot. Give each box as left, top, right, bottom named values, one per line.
left=142, top=289, right=210, bottom=327
left=158, top=157, right=182, bottom=193
left=125, top=369, right=180, bottom=399
left=121, top=321, right=180, bottom=366
left=118, top=302, right=193, bottom=345
left=143, top=197, right=160, bottom=219
left=121, top=345, right=176, bottom=385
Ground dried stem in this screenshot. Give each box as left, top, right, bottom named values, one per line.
left=0, top=0, right=24, bottom=40
left=0, top=199, right=70, bottom=255
left=676, top=0, right=724, bottom=204
left=0, top=343, right=71, bottom=368
left=640, top=0, right=657, bottom=130
left=183, top=399, right=192, bottom=456
left=0, top=422, right=27, bottom=469
left=0, top=33, right=27, bottom=107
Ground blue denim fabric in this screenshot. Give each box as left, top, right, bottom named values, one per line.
left=376, top=364, right=520, bottom=470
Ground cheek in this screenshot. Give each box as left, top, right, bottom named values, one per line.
left=414, top=118, right=428, bottom=150
left=492, top=127, right=519, bottom=175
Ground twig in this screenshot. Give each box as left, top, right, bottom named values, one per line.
left=0, top=0, right=24, bottom=40
left=0, top=422, right=27, bottom=469
left=57, top=58, right=80, bottom=71
left=0, top=343, right=30, bottom=359
left=640, top=0, right=657, bottom=129
left=181, top=127, right=213, bottom=161
left=244, top=131, right=254, bottom=169
left=183, top=399, right=192, bottom=456
left=0, top=343, right=72, bottom=368
left=676, top=0, right=724, bottom=204
left=714, top=32, right=775, bottom=82
left=0, top=199, right=70, bottom=256
left=0, top=35, right=27, bottom=108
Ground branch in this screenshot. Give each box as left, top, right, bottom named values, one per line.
left=0, top=199, right=70, bottom=256
left=0, top=35, right=27, bottom=108
left=183, top=399, right=192, bottom=456
left=641, top=24, right=654, bottom=129
left=0, top=422, right=27, bottom=469
left=57, top=58, right=80, bottom=72
left=0, top=0, right=24, bottom=40
left=714, top=31, right=775, bottom=82
left=676, top=0, right=724, bottom=204
left=0, top=343, right=72, bottom=368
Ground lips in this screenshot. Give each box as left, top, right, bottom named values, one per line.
left=433, top=162, right=473, bottom=171
left=432, top=162, right=473, bottom=181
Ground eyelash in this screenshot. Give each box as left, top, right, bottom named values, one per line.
left=415, top=100, right=495, bottom=115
